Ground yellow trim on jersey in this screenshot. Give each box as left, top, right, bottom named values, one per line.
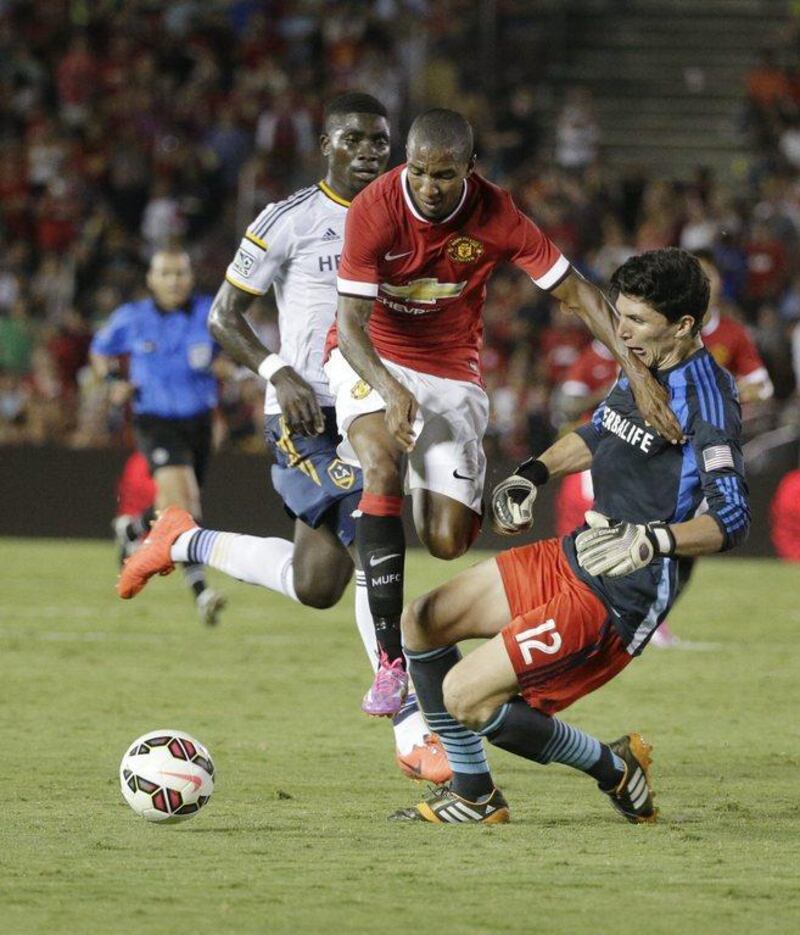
left=225, top=273, right=264, bottom=296
left=276, top=417, right=321, bottom=486
left=245, top=231, right=267, bottom=249
left=317, top=180, right=351, bottom=208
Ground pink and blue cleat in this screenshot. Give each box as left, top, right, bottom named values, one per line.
left=362, top=651, right=409, bottom=717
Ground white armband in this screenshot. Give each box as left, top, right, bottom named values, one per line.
left=258, top=353, right=289, bottom=382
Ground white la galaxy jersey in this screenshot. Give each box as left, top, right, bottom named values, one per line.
left=225, top=180, right=350, bottom=413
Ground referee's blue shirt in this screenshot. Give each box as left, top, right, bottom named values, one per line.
left=91, top=295, right=218, bottom=418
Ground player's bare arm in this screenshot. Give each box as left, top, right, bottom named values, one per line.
left=337, top=293, right=418, bottom=451
left=537, top=430, right=594, bottom=480
left=209, top=280, right=324, bottom=436
left=668, top=513, right=725, bottom=556
left=551, top=271, right=685, bottom=444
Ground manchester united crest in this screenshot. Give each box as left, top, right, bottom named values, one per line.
left=446, top=235, right=484, bottom=264
left=351, top=379, right=372, bottom=400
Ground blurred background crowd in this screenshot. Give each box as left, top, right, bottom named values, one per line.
left=1, top=0, right=799, bottom=477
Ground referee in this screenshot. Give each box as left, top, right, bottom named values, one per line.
left=91, top=247, right=225, bottom=625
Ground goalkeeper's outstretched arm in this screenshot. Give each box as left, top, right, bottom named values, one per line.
left=491, top=432, right=593, bottom=535
left=528, top=431, right=593, bottom=481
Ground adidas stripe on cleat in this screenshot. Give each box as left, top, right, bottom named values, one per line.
left=603, top=732, right=657, bottom=824
left=389, top=785, right=509, bottom=824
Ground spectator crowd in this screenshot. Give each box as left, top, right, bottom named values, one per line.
left=1, top=0, right=799, bottom=468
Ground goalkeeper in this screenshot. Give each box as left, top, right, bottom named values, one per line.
left=392, top=248, right=750, bottom=826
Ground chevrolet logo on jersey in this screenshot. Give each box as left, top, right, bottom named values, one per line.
left=381, top=278, right=467, bottom=305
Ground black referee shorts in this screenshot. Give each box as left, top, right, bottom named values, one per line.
left=133, top=412, right=213, bottom=487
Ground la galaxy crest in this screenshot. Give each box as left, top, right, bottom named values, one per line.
left=446, top=235, right=484, bottom=264
left=327, top=458, right=356, bottom=490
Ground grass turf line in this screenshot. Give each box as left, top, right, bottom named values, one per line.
left=0, top=538, right=799, bottom=935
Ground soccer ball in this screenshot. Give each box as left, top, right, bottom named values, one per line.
left=119, top=729, right=215, bottom=823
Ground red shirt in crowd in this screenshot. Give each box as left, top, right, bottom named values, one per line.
left=538, top=321, right=592, bottom=387
left=770, top=470, right=800, bottom=562
left=701, top=307, right=767, bottom=382
left=561, top=339, right=618, bottom=412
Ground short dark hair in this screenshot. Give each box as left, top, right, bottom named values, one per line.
left=324, top=92, right=387, bottom=129
left=407, top=108, right=474, bottom=163
left=610, top=248, right=710, bottom=335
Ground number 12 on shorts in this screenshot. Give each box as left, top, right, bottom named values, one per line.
left=515, top=619, right=562, bottom=664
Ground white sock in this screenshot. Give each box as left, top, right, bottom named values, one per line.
left=170, top=530, right=298, bottom=602
left=393, top=707, right=431, bottom=755
left=355, top=570, right=429, bottom=754
left=354, top=570, right=380, bottom=673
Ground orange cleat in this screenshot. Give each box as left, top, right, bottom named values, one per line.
left=116, top=506, right=197, bottom=599
left=395, top=733, right=453, bottom=785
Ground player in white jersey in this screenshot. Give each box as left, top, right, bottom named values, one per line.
left=116, top=93, right=451, bottom=784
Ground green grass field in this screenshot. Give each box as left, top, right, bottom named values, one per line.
left=1, top=539, right=799, bottom=935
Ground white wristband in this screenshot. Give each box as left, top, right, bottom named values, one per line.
left=258, top=353, right=289, bottom=382
left=651, top=524, right=675, bottom=555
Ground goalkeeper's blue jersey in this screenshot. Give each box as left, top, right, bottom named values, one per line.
left=562, top=347, right=750, bottom=654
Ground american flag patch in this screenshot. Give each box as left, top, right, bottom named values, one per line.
left=702, top=444, right=734, bottom=471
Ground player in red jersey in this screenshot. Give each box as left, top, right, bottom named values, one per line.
left=695, top=250, right=773, bottom=404
left=325, top=109, right=683, bottom=716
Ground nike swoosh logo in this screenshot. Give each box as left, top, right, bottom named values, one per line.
left=452, top=469, right=473, bottom=480
left=384, top=250, right=412, bottom=261
left=162, top=770, right=202, bottom=791
left=369, top=553, right=401, bottom=567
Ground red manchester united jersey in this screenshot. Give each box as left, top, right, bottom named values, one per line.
left=329, top=165, right=570, bottom=385
left=702, top=308, right=765, bottom=380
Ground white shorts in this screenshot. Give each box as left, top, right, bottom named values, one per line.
left=324, top=349, right=489, bottom=514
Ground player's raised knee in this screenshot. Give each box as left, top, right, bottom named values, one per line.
left=402, top=592, right=434, bottom=642
left=420, top=526, right=470, bottom=560
left=292, top=569, right=348, bottom=609
left=352, top=432, right=403, bottom=495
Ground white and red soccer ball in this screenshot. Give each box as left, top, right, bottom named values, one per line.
left=120, top=729, right=215, bottom=823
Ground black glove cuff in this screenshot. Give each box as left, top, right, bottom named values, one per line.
left=515, top=458, right=550, bottom=486
left=647, top=522, right=676, bottom=556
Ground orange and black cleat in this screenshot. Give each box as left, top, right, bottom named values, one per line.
left=116, top=506, right=197, bottom=599
left=389, top=784, right=509, bottom=824
left=395, top=733, right=453, bottom=786
left=603, top=732, right=657, bottom=824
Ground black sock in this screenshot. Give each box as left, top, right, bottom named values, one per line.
left=407, top=646, right=495, bottom=801
left=357, top=513, right=405, bottom=664
left=479, top=697, right=555, bottom=760
left=480, top=698, right=624, bottom=789
left=182, top=562, right=206, bottom=599
left=131, top=505, right=156, bottom=538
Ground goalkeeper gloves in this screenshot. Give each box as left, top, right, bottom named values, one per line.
left=490, top=458, right=549, bottom=535
left=575, top=510, right=676, bottom=578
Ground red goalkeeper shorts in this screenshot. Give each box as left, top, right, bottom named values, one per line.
left=496, top=538, right=632, bottom=715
